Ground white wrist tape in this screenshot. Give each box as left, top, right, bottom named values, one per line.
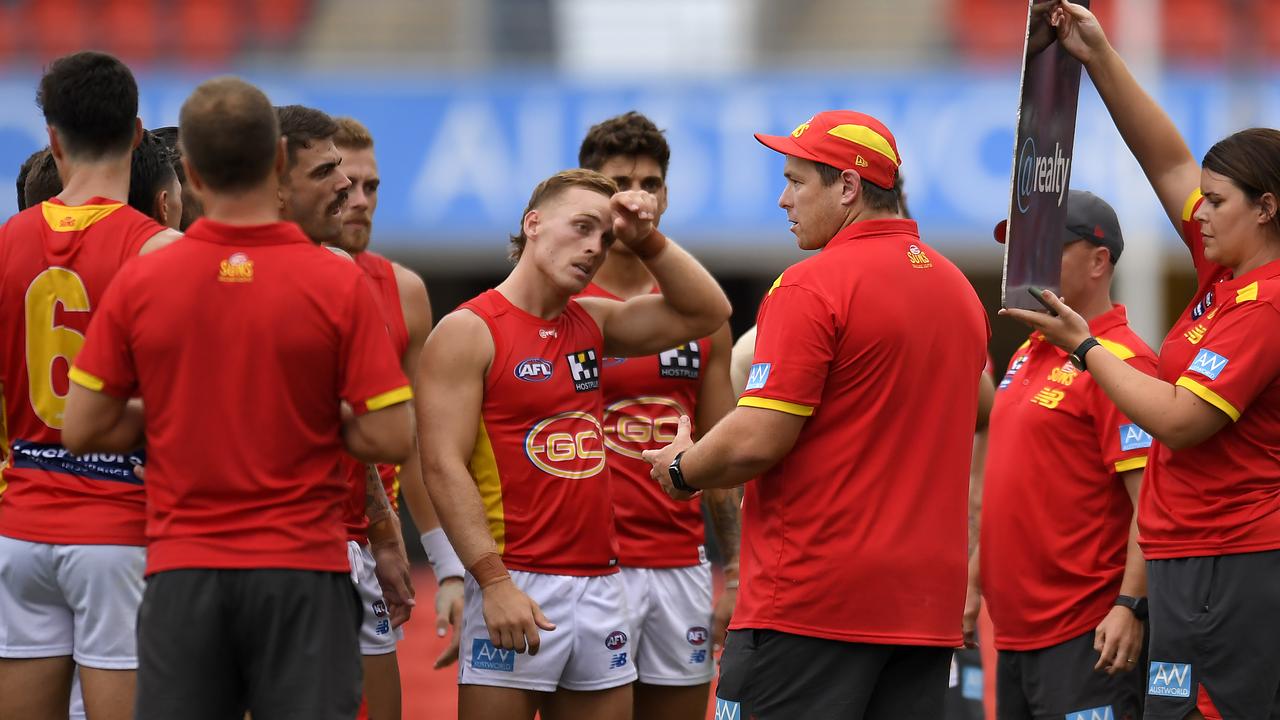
left=421, top=528, right=464, bottom=581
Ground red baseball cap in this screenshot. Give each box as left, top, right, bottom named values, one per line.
left=754, top=110, right=901, bottom=189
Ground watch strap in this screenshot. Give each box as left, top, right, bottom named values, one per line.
left=1071, top=336, right=1102, bottom=371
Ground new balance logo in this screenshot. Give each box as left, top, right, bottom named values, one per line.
left=566, top=349, right=601, bottom=392
left=1187, top=349, right=1228, bottom=381
left=1067, top=706, right=1114, bottom=720
left=714, top=698, right=741, bottom=720
left=1119, top=424, right=1153, bottom=452
left=608, top=652, right=628, bottom=669
left=1148, top=662, right=1191, bottom=697
left=658, top=342, right=701, bottom=379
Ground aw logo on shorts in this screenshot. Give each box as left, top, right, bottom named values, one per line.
left=658, top=342, right=701, bottom=379
left=686, top=626, right=709, bottom=646
left=602, top=396, right=687, bottom=459
left=1119, top=424, right=1153, bottom=452
left=566, top=349, right=601, bottom=392
left=1067, top=706, right=1114, bottom=720
left=1148, top=662, right=1192, bottom=698
left=745, top=363, right=771, bottom=391
left=514, top=357, right=554, bottom=383
left=605, top=630, right=628, bottom=651
left=1187, top=349, right=1229, bottom=381
left=471, top=638, right=516, bottom=672
left=714, top=698, right=741, bottom=720
left=524, top=411, right=606, bottom=479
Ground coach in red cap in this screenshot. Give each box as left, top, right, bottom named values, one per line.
left=643, top=110, right=990, bottom=718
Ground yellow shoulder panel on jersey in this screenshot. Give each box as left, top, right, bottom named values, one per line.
left=1016, top=339, right=1032, bottom=352
left=1182, top=189, right=1204, bottom=223
left=41, top=202, right=124, bottom=233
left=1096, top=338, right=1136, bottom=361
left=469, top=419, right=505, bottom=553
left=767, top=272, right=785, bottom=296
left=1236, top=282, right=1259, bottom=304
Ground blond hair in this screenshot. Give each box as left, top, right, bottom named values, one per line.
left=509, top=169, right=618, bottom=261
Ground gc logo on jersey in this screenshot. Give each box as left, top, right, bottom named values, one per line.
left=1148, top=662, right=1191, bottom=698
left=524, top=411, right=606, bottom=479
left=514, top=358, right=554, bottom=383
left=1190, top=289, right=1215, bottom=320
left=566, top=349, right=601, bottom=392
left=1119, top=424, right=1153, bottom=452
left=602, top=397, right=686, bottom=459
left=999, top=354, right=1029, bottom=390
left=658, top=342, right=701, bottom=379
left=745, top=363, right=771, bottom=391
left=1187, top=349, right=1229, bottom=381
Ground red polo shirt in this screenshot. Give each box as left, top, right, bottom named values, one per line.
left=1139, top=190, right=1280, bottom=559
left=732, top=218, right=989, bottom=646
left=70, top=219, right=411, bottom=575
left=982, top=305, right=1157, bottom=650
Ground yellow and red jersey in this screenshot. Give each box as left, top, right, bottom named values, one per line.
left=733, top=219, right=989, bottom=646
left=70, top=219, right=410, bottom=575
left=461, top=289, right=618, bottom=576
left=579, top=282, right=707, bottom=568
left=0, top=198, right=163, bottom=545
left=1140, top=190, right=1280, bottom=560
left=981, top=306, right=1157, bottom=651
left=341, top=250, right=409, bottom=543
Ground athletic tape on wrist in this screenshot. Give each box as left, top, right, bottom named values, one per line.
left=467, top=552, right=510, bottom=589
left=634, top=228, right=669, bottom=260
left=421, top=528, right=464, bottom=581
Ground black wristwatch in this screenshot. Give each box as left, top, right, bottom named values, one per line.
left=667, top=451, right=700, bottom=495
left=1115, top=595, right=1148, bottom=621
left=1069, top=336, right=1102, bottom=371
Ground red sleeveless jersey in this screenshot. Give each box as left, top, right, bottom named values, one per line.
left=461, top=289, right=618, bottom=575
left=578, top=283, right=707, bottom=567
left=342, top=251, right=411, bottom=542
left=0, top=198, right=164, bottom=545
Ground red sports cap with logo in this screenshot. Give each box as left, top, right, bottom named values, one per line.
left=754, top=110, right=901, bottom=189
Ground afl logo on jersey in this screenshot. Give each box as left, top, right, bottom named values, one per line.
left=514, top=358, right=554, bottom=383
left=602, top=396, right=686, bottom=460
left=524, top=411, right=606, bottom=480
left=605, top=630, right=628, bottom=651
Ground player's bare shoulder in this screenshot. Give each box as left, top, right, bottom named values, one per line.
left=425, top=308, right=495, bottom=373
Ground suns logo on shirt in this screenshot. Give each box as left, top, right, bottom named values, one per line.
left=906, top=244, right=932, bottom=269
left=566, top=349, right=601, bottom=392
left=218, top=252, right=254, bottom=283
left=658, top=342, right=701, bottom=379
left=1048, top=362, right=1078, bottom=386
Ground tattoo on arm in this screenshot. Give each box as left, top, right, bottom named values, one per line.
left=365, top=465, right=393, bottom=526
left=707, top=488, right=742, bottom=566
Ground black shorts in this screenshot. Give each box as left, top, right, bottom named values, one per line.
left=996, top=628, right=1145, bottom=720
left=715, top=628, right=952, bottom=720
left=135, top=568, right=362, bottom=720
left=1146, top=552, right=1280, bottom=720
left=945, top=648, right=987, bottom=720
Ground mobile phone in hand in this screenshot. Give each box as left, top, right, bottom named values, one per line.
left=1027, top=286, right=1058, bottom=316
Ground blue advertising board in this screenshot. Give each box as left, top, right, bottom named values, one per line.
left=0, top=68, right=1272, bottom=256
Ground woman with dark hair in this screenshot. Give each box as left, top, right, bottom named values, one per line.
left=1003, top=3, right=1280, bottom=720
